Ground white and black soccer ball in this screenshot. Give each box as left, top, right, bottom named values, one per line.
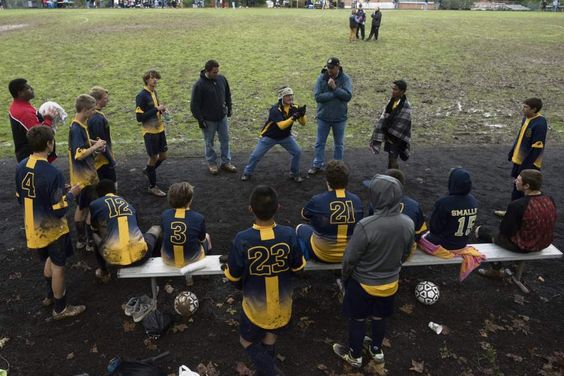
left=174, top=291, right=199, bottom=317
left=414, top=281, right=440, bottom=305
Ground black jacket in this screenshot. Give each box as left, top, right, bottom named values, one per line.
left=371, top=11, right=382, bottom=27
left=190, top=70, right=232, bottom=122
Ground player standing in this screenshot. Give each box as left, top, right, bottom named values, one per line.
left=88, top=86, right=117, bottom=187
left=136, top=70, right=168, bottom=197
left=68, top=94, right=106, bottom=252
left=223, top=185, right=306, bottom=376
left=16, top=126, right=85, bottom=319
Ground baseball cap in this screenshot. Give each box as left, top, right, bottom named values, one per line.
left=326, top=57, right=340, bottom=68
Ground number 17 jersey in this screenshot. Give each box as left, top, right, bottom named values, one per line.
left=224, top=223, right=306, bottom=330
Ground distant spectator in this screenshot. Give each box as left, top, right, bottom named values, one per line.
left=366, top=7, right=382, bottom=41
left=553, top=0, right=559, bottom=11
left=355, top=4, right=366, bottom=40
left=349, top=9, right=358, bottom=43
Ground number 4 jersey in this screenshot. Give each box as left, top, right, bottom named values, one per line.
left=89, top=193, right=147, bottom=265
left=16, top=155, right=71, bottom=249
left=224, top=223, right=306, bottom=330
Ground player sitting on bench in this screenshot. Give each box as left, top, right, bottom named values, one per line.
left=296, top=160, right=364, bottom=262
left=476, top=169, right=557, bottom=278
left=160, top=182, right=211, bottom=268
left=88, top=179, right=161, bottom=282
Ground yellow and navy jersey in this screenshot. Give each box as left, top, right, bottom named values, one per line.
left=68, top=120, right=99, bottom=188
left=87, top=110, right=115, bottom=170
left=160, top=208, right=207, bottom=268
left=260, top=102, right=306, bottom=140
left=89, top=193, right=147, bottom=266
left=510, top=114, right=547, bottom=170
left=301, top=189, right=364, bottom=263
left=15, top=155, right=71, bottom=249
left=224, top=223, right=306, bottom=330
left=135, top=86, right=164, bottom=135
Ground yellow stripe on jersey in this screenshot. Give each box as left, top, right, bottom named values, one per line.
left=52, top=197, right=69, bottom=210
left=175, top=208, right=186, bottom=218
left=392, top=99, right=400, bottom=110
left=173, top=245, right=185, bottom=268
left=26, top=157, right=38, bottom=169
left=253, top=223, right=275, bottom=241
left=24, top=197, right=34, bottom=245
left=117, top=216, right=130, bottom=261
left=224, top=267, right=241, bottom=282
left=335, top=189, right=346, bottom=198
left=337, top=225, right=348, bottom=243
left=532, top=141, right=544, bottom=148
left=361, top=280, right=399, bottom=297
left=265, top=276, right=279, bottom=320
left=511, top=114, right=541, bottom=164
left=416, top=222, right=428, bottom=235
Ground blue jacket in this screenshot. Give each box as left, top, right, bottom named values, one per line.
left=314, top=67, right=352, bottom=122
left=426, top=168, right=478, bottom=250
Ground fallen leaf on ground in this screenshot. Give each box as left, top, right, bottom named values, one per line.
left=66, top=352, right=75, bottom=360
left=399, top=304, right=414, bottom=315
left=479, top=329, right=488, bottom=338
left=0, top=337, right=9, bottom=349
left=172, top=323, right=189, bottom=333
left=90, top=344, right=98, bottom=353
left=122, top=320, right=136, bottom=332
left=297, top=316, right=315, bottom=330
left=8, top=272, right=21, bottom=279
left=143, top=338, right=157, bottom=350
left=235, top=361, right=253, bottom=375
left=505, top=353, right=523, bottom=362
left=513, top=294, right=526, bottom=305
left=225, top=318, right=238, bottom=327
left=71, top=261, right=92, bottom=271
left=226, top=307, right=237, bottom=315
left=276, top=354, right=285, bottom=362
left=366, top=360, right=388, bottom=375
left=537, top=276, right=545, bottom=282
left=197, top=361, right=220, bottom=376
left=441, top=325, right=450, bottom=335
left=409, top=359, right=424, bottom=373
left=382, top=338, right=391, bottom=348
left=226, top=297, right=235, bottom=304
left=484, top=319, right=505, bottom=333
left=317, top=363, right=329, bottom=374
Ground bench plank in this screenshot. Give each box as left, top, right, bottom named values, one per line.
left=117, top=243, right=562, bottom=279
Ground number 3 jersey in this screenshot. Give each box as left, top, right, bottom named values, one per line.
left=224, top=223, right=306, bottom=330
left=426, top=168, right=478, bottom=250
left=89, top=193, right=147, bottom=265
left=16, top=155, right=71, bottom=249
left=160, top=208, right=207, bottom=267
left=301, top=189, right=364, bottom=263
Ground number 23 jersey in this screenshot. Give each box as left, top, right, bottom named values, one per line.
left=224, top=223, right=306, bottom=330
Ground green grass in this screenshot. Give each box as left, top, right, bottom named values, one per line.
left=1, top=9, right=563, bottom=157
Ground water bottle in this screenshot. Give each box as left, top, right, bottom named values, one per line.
left=162, top=111, right=173, bottom=125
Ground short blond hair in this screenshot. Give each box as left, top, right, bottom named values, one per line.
left=168, top=182, right=194, bottom=208
left=75, top=94, right=96, bottom=113
left=89, top=86, right=109, bottom=101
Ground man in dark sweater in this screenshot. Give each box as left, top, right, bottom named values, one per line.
left=477, top=169, right=557, bottom=277
left=366, top=8, right=382, bottom=41
left=190, top=59, right=237, bottom=175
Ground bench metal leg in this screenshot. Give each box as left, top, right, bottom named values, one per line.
left=511, top=261, right=529, bottom=294
left=185, top=274, right=194, bottom=287
left=151, top=277, right=159, bottom=302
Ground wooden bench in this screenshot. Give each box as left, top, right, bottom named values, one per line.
left=117, top=243, right=562, bottom=302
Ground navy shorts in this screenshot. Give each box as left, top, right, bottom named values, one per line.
left=77, top=185, right=96, bottom=209
left=342, top=278, right=395, bottom=319
left=144, top=132, right=168, bottom=157
left=97, top=164, right=116, bottom=183
left=296, top=224, right=316, bottom=261
left=239, top=310, right=287, bottom=343
left=35, top=233, right=74, bottom=267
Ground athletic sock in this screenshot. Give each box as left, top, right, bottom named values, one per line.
left=94, top=248, right=108, bottom=272
left=146, top=165, right=157, bottom=187
left=85, top=225, right=94, bottom=246
left=75, top=221, right=86, bottom=243
left=155, top=159, right=163, bottom=169
left=44, top=277, right=53, bottom=299
left=54, top=295, right=67, bottom=313
left=371, top=318, right=386, bottom=351
left=348, top=319, right=365, bottom=358
left=245, top=342, right=276, bottom=376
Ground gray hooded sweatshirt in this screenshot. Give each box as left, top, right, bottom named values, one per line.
left=342, top=175, right=415, bottom=285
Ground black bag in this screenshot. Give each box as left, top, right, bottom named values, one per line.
left=109, top=360, right=165, bottom=376
left=142, top=309, right=172, bottom=339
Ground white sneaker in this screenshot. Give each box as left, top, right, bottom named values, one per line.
left=363, top=336, right=385, bottom=363
left=148, top=186, right=166, bottom=197
left=131, top=296, right=155, bottom=322
left=333, top=343, right=362, bottom=368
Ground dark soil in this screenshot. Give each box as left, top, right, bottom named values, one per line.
left=1, top=145, right=562, bottom=376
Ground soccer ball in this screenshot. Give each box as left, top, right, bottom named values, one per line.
left=174, top=291, right=199, bottom=317
left=414, top=281, right=440, bottom=305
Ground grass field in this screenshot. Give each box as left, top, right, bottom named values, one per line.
left=0, top=9, right=563, bottom=157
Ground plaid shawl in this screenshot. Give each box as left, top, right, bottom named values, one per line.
left=370, top=95, right=412, bottom=158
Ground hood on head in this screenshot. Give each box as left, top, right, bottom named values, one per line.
left=448, top=168, right=472, bottom=195
left=368, top=174, right=403, bottom=213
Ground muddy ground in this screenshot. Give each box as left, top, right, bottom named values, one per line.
left=0, top=145, right=562, bottom=376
